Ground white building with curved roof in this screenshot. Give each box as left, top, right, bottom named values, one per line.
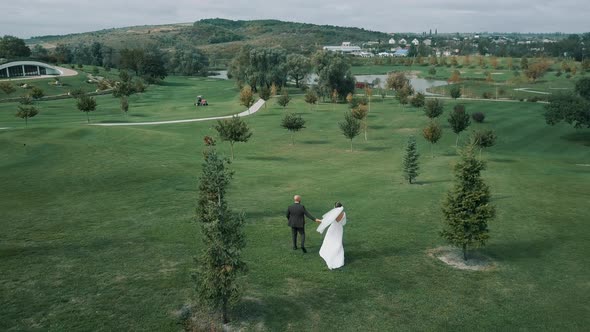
left=0, top=61, right=62, bottom=79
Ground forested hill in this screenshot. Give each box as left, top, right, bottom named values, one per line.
left=27, top=18, right=391, bottom=63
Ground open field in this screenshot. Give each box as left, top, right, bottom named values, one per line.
left=1, top=76, right=589, bottom=331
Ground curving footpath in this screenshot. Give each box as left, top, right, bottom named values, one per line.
left=91, top=99, right=265, bottom=126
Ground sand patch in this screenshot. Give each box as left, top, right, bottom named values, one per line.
left=427, top=246, right=496, bottom=271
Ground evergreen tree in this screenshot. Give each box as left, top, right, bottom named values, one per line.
left=450, top=85, right=462, bottom=99
left=441, top=146, right=495, bottom=260
left=448, top=104, right=471, bottom=146
left=339, top=112, right=361, bottom=151
left=195, top=139, right=246, bottom=324
left=214, top=116, right=253, bottom=160
left=281, top=113, right=306, bottom=145
left=403, top=136, right=420, bottom=184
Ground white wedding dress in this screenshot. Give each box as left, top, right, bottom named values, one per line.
left=317, top=207, right=346, bottom=270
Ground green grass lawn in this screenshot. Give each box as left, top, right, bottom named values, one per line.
left=1, top=76, right=589, bottom=331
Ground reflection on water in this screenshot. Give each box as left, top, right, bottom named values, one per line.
left=209, top=71, right=447, bottom=94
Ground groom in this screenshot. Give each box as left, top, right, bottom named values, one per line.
left=286, top=195, right=321, bottom=253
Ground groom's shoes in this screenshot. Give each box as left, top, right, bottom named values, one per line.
left=301, top=247, right=307, bottom=254
left=293, top=246, right=298, bottom=250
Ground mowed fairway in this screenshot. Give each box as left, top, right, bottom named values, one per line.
left=1, top=77, right=589, bottom=331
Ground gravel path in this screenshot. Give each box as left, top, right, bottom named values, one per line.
left=91, top=99, right=265, bottom=126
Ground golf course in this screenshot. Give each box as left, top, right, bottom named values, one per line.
left=1, top=71, right=589, bottom=331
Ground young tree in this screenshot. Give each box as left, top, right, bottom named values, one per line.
left=448, top=70, right=461, bottom=83
left=403, top=136, right=420, bottom=184
left=281, top=113, right=306, bottom=145
left=30, top=87, right=44, bottom=100
left=346, top=92, right=354, bottom=106
left=422, top=121, right=443, bottom=157
left=441, top=146, right=495, bottom=260
left=277, top=90, right=291, bottom=109
left=410, top=92, right=426, bottom=107
left=380, top=89, right=387, bottom=102
left=214, top=116, right=253, bottom=160
left=15, top=105, right=39, bottom=127
left=365, top=86, right=373, bottom=113
left=386, top=72, right=410, bottom=91
left=239, top=85, right=255, bottom=111
left=77, top=95, right=97, bottom=123
left=304, top=89, right=318, bottom=110
left=448, top=104, right=471, bottom=146
left=195, top=139, right=246, bottom=324
left=396, top=84, right=413, bottom=106
left=120, top=96, right=129, bottom=115
left=259, top=86, right=271, bottom=109
left=0, top=82, right=16, bottom=96
left=339, top=112, right=361, bottom=152
left=450, top=85, right=461, bottom=99
left=471, top=129, right=497, bottom=158
left=424, top=98, right=444, bottom=119
left=352, top=105, right=369, bottom=141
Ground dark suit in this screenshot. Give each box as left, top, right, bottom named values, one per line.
left=286, top=203, right=316, bottom=249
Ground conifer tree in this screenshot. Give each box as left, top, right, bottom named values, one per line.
left=441, top=146, right=495, bottom=260
left=195, top=137, right=246, bottom=324
left=403, top=136, right=420, bottom=184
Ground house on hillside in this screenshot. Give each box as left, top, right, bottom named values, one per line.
left=411, top=38, right=420, bottom=46
left=423, top=39, right=432, bottom=46
left=388, top=38, right=396, bottom=45
left=323, top=42, right=362, bottom=53
left=398, top=38, right=407, bottom=45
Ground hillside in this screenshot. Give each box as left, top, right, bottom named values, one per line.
left=27, top=18, right=392, bottom=64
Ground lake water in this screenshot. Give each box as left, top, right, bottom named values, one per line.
left=209, top=71, right=447, bottom=94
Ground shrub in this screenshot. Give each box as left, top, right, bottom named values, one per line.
left=482, top=92, right=493, bottom=99
left=472, top=112, right=485, bottom=123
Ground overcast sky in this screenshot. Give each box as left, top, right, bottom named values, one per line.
left=2, top=0, right=588, bottom=39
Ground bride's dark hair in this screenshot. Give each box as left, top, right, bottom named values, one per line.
left=334, top=202, right=343, bottom=208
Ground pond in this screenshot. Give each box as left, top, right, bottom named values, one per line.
left=209, top=71, right=447, bottom=94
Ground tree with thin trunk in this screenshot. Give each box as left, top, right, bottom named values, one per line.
left=0, top=82, right=16, bottom=96
left=214, top=116, right=253, bottom=160
left=281, top=113, right=306, bottom=145
left=195, top=139, right=246, bottom=324
left=120, top=96, right=129, bottom=115
left=448, top=104, right=471, bottom=147
left=331, top=89, right=338, bottom=111
left=339, top=112, right=361, bottom=151
left=422, top=121, right=442, bottom=157
left=277, top=90, right=291, bottom=109
left=441, top=146, right=495, bottom=260
left=77, top=95, right=97, bottom=123
left=471, top=129, right=497, bottom=158
left=351, top=105, right=368, bottom=141
left=403, top=136, right=420, bottom=184
left=239, top=85, right=255, bottom=111
left=365, top=86, right=373, bottom=113
left=15, top=105, right=39, bottom=127
left=259, top=86, right=270, bottom=109
left=424, top=98, right=444, bottom=119
left=304, top=89, right=318, bottom=111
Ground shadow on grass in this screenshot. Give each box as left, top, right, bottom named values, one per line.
left=301, top=140, right=330, bottom=145
left=363, top=146, right=390, bottom=152
left=561, top=132, right=590, bottom=147
left=232, top=293, right=308, bottom=331
left=160, top=81, right=192, bottom=87
left=369, top=125, right=387, bottom=130
left=346, top=246, right=401, bottom=264
left=130, top=113, right=148, bottom=117
left=246, top=156, right=287, bottom=161
left=99, top=120, right=130, bottom=123
left=413, top=179, right=451, bottom=185
left=485, top=237, right=558, bottom=262
left=489, top=158, right=517, bottom=163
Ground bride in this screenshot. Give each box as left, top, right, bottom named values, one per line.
left=317, top=202, right=346, bottom=270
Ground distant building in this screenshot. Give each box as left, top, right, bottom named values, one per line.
left=393, top=49, right=409, bottom=57
left=323, top=42, right=362, bottom=53
left=0, top=61, right=61, bottom=79
left=398, top=38, right=407, bottom=45
left=388, top=38, right=396, bottom=45
left=411, top=38, right=420, bottom=46
left=422, top=39, right=432, bottom=46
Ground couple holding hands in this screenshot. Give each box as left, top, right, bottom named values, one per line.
left=286, top=195, right=347, bottom=270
